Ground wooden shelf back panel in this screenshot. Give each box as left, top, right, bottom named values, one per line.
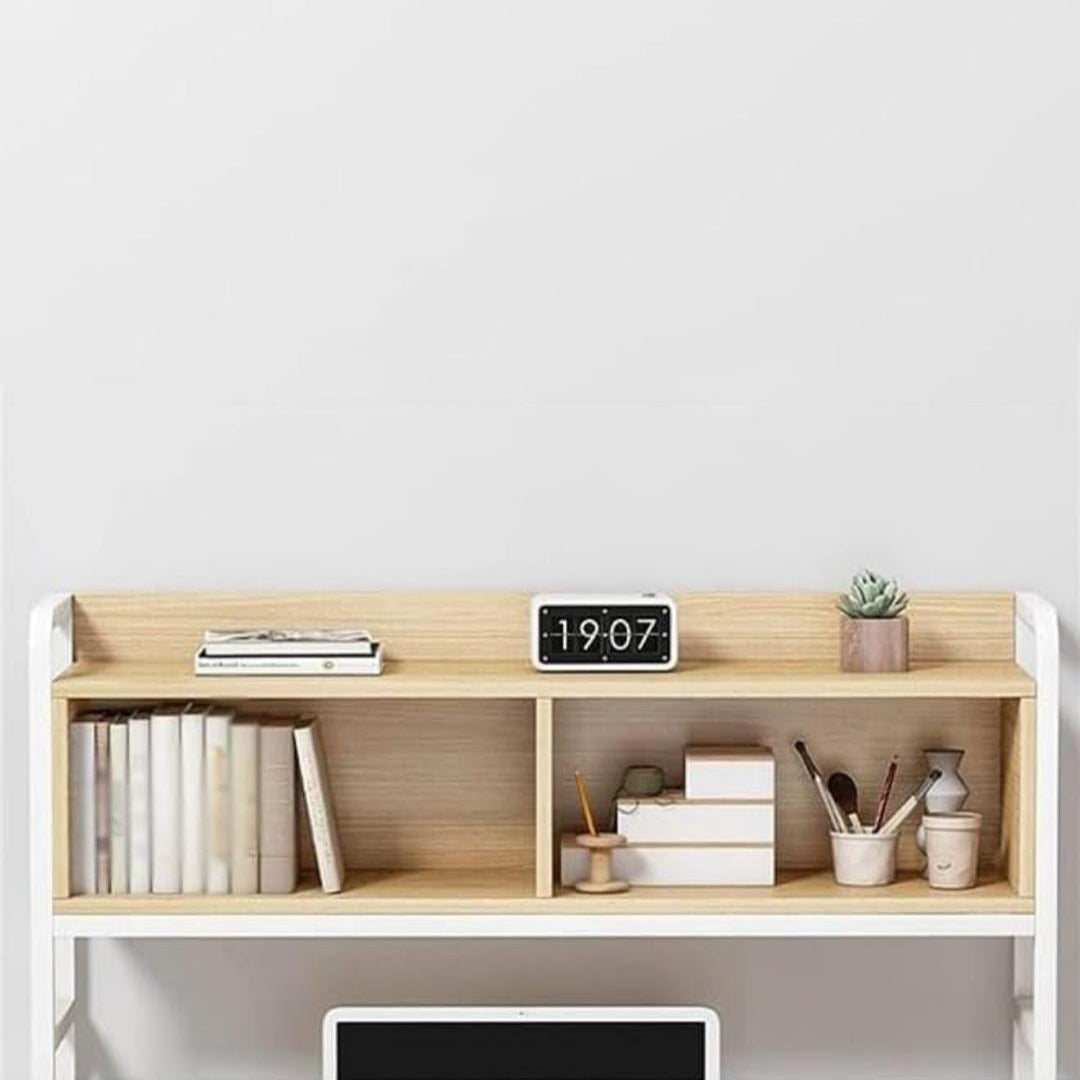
left=254, top=699, right=535, bottom=872
left=69, top=591, right=1015, bottom=666
left=676, top=593, right=1015, bottom=663
left=72, top=593, right=534, bottom=664
left=555, top=698, right=1003, bottom=873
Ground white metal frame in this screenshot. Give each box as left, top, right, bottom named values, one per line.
left=321, top=1006, right=721, bottom=1080
left=29, top=592, right=1059, bottom=1080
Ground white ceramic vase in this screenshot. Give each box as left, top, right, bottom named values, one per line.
left=916, top=749, right=969, bottom=865
left=923, top=749, right=969, bottom=812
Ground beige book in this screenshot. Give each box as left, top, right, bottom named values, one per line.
left=127, top=711, right=152, bottom=894
left=230, top=722, right=259, bottom=894
left=205, top=707, right=233, bottom=894
left=109, top=719, right=129, bottom=894
left=93, top=719, right=111, bottom=893
left=69, top=715, right=102, bottom=895
left=150, top=705, right=183, bottom=893
left=259, top=724, right=297, bottom=894
left=294, top=719, right=344, bottom=893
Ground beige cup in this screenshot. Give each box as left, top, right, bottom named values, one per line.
left=830, top=831, right=898, bottom=887
left=922, top=811, right=982, bottom=890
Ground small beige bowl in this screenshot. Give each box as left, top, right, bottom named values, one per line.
left=830, top=831, right=898, bottom=887
left=923, top=811, right=982, bottom=890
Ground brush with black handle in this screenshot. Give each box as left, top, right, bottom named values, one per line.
left=792, top=739, right=848, bottom=833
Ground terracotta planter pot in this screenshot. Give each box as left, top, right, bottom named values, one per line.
left=840, top=616, right=909, bottom=672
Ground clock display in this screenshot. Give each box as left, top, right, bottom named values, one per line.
left=537, top=604, right=673, bottom=666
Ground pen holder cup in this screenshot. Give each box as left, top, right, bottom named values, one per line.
left=830, top=831, right=898, bottom=887
left=922, top=812, right=982, bottom=890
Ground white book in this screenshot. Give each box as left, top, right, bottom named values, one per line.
left=150, top=705, right=183, bottom=893
left=93, top=719, right=111, bottom=893
left=180, top=706, right=208, bottom=893
left=127, top=712, right=152, bottom=893
left=294, top=719, right=345, bottom=894
left=203, top=638, right=375, bottom=658
left=194, top=646, right=383, bottom=676
left=230, top=722, right=259, bottom=894
left=203, top=629, right=373, bottom=656
left=109, top=719, right=129, bottom=894
left=259, top=724, right=297, bottom=894
left=69, top=717, right=99, bottom=895
left=204, top=707, right=233, bottom=894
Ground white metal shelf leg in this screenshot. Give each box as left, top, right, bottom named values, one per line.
left=30, top=596, right=74, bottom=1080
left=1013, top=937, right=1034, bottom=1080
left=1014, top=595, right=1058, bottom=1080
left=54, top=937, right=76, bottom=1080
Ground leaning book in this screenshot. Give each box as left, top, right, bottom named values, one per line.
left=294, top=719, right=345, bottom=893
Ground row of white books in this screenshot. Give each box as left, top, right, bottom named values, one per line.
left=69, top=706, right=345, bottom=896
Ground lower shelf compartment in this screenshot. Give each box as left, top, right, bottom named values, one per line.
left=53, top=867, right=1031, bottom=916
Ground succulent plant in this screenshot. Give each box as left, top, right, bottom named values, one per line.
left=838, top=570, right=909, bottom=619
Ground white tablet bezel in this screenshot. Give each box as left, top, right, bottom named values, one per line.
left=323, top=1005, right=719, bottom=1080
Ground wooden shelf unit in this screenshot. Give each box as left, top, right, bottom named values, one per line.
left=30, top=591, right=1060, bottom=1080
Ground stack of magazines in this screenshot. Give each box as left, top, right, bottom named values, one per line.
left=194, top=629, right=383, bottom=676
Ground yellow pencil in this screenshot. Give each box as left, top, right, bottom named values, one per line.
left=573, top=769, right=599, bottom=836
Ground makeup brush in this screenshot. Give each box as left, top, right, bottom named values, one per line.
left=792, top=740, right=848, bottom=833
left=880, top=769, right=943, bottom=837
left=871, top=755, right=899, bottom=833
left=827, top=772, right=864, bottom=833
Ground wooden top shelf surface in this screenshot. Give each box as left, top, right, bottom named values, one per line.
left=53, top=868, right=1031, bottom=916
left=52, top=657, right=1034, bottom=700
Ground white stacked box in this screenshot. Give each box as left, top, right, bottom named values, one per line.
left=616, top=793, right=773, bottom=843
left=561, top=745, right=776, bottom=887
left=685, top=745, right=775, bottom=801
left=561, top=840, right=773, bottom=886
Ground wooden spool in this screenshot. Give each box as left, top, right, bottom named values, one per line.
left=573, top=833, right=629, bottom=894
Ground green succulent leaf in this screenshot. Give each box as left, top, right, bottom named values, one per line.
left=838, top=569, right=908, bottom=619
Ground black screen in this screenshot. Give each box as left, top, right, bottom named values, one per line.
left=537, top=605, right=672, bottom=665
left=336, top=1020, right=705, bottom=1080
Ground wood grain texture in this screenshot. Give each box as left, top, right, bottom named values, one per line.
left=676, top=593, right=1013, bottom=662
left=52, top=659, right=1034, bottom=701
left=69, top=591, right=1014, bottom=665
left=840, top=617, right=908, bottom=672
left=52, top=698, right=71, bottom=899
left=535, top=699, right=554, bottom=897
left=1001, top=697, right=1036, bottom=897
left=250, top=699, right=535, bottom=872
left=554, top=698, right=1003, bottom=873
left=51, top=868, right=1029, bottom=915
left=72, top=593, right=534, bottom=663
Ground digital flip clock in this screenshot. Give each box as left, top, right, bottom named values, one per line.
left=530, top=594, right=678, bottom=672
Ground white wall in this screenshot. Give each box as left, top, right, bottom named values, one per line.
left=3, top=3, right=1079, bottom=1078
